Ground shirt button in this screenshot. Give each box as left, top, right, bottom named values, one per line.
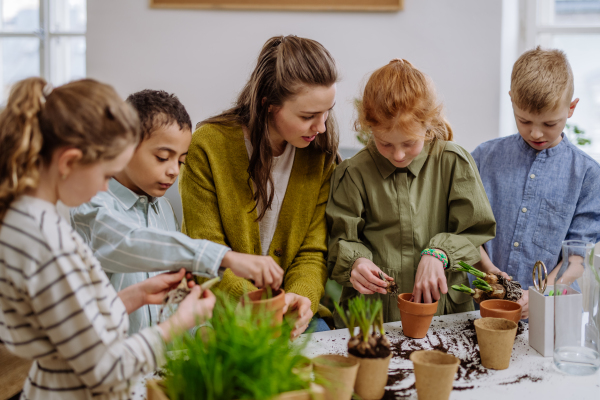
left=522, top=207, right=527, bottom=213
left=140, top=197, right=147, bottom=203
left=530, top=174, right=536, bottom=179
left=514, top=242, right=519, bottom=247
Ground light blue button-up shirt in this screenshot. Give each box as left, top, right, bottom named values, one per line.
left=71, top=179, right=230, bottom=334
left=472, top=133, right=600, bottom=289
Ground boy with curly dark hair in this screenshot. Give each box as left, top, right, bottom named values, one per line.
left=71, top=89, right=283, bottom=334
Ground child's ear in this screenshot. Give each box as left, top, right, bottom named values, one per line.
left=568, top=98, right=580, bottom=118
left=508, top=90, right=512, bottom=101
left=57, top=148, right=83, bottom=180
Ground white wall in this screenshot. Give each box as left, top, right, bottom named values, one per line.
left=87, top=0, right=502, bottom=150
left=87, top=0, right=503, bottom=219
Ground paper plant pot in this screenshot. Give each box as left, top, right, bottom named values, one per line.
left=397, top=293, right=438, bottom=339
left=241, top=288, right=286, bottom=324
left=147, top=380, right=170, bottom=400
left=312, top=354, right=359, bottom=400
left=479, top=299, right=522, bottom=324
left=475, top=317, right=518, bottom=370
left=348, top=353, right=392, bottom=400
left=409, top=350, right=459, bottom=400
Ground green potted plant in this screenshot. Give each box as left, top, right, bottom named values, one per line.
left=333, top=296, right=391, bottom=400
left=148, top=294, right=321, bottom=400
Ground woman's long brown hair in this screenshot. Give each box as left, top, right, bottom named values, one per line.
left=200, top=35, right=339, bottom=221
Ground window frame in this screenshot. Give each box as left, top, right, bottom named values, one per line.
left=0, top=0, right=86, bottom=83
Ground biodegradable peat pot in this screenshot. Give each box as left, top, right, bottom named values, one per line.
left=312, top=354, right=359, bottom=400
left=241, top=288, right=286, bottom=324
left=348, top=353, right=392, bottom=400
left=479, top=299, right=522, bottom=324
left=410, top=350, right=460, bottom=400
left=147, top=380, right=325, bottom=400
left=475, top=317, right=518, bottom=370
left=397, top=293, right=438, bottom=339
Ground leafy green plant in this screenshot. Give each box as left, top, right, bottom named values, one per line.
left=565, top=123, right=591, bottom=147
left=163, top=294, right=311, bottom=400
left=334, top=296, right=390, bottom=358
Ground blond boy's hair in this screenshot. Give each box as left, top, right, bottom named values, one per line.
left=511, top=46, right=574, bottom=114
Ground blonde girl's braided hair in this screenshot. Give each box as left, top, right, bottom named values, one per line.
left=0, top=77, right=141, bottom=220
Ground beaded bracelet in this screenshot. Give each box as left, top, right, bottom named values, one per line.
left=421, top=248, right=449, bottom=269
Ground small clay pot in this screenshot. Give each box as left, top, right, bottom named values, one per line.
left=479, top=299, right=522, bottom=324
left=475, top=317, right=518, bottom=370
left=410, top=350, right=460, bottom=400
left=348, top=353, right=392, bottom=400
left=397, top=293, right=438, bottom=339
left=241, top=288, right=286, bottom=324
left=312, top=354, right=359, bottom=400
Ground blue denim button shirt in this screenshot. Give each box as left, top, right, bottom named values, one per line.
left=472, top=133, right=600, bottom=289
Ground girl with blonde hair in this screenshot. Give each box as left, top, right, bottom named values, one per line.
left=0, top=77, right=214, bottom=399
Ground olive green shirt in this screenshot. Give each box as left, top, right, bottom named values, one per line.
left=326, top=140, right=496, bottom=324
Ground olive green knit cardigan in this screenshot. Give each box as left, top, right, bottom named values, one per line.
left=179, top=123, right=335, bottom=316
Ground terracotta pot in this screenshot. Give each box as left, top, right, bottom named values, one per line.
left=474, top=317, right=518, bottom=370
left=241, top=288, right=286, bottom=324
left=348, top=353, right=392, bottom=400
left=147, top=380, right=325, bottom=400
left=312, top=354, right=359, bottom=400
left=410, top=350, right=460, bottom=400
left=397, top=293, right=438, bottom=339
left=479, top=299, right=522, bottom=324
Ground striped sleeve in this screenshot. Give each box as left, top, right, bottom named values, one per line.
left=25, top=250, right=165, bottom=393
left=71, top=201, right=230, bottom=278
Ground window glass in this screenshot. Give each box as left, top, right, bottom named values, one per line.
left=0, top=0, right=39, bottom=33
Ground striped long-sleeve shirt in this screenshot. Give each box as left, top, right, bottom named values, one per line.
left=70, top=179, right=229, bottom=334
left=0, top=195, right=165, bottom=399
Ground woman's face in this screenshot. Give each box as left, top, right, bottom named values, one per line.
left=267, top=84, right=336, bottom=152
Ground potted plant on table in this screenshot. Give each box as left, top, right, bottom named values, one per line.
left=148, top=293, right=321, bottom=400
left=333, top=296, right=391, bottom=400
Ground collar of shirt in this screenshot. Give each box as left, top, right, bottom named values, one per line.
left=367, top=140, right=432, bottom=179
left=516, top=132, right=569, bottom=158
left=107, top=179, right=159, bottom=210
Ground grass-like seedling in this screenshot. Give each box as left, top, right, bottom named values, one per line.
left=334, top=296, right=390, bottom=359
left=451, top=261, right=522, bottom=302
left=162, top=294, right=311, bottom=400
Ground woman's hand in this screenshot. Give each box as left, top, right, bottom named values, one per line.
left=412, top=255, right=448, bottom=303
left=283, top=293, right=313, bottom=340
left=350, top=258, right=391, bottom=295
left=221, top=251, right=284, bottom=290
left=118, top=268, right=195, bottom=314
left=158, top=286, right=216, bottom=342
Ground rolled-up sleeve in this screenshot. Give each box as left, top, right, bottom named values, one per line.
left=428, top=149, right=496, bottom=268
left=326, top=163, right=373, bottom=287
left=71, top=202, right=229, bottom=278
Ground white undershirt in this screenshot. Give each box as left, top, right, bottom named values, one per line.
left=244, top=138, right=295, bottom=256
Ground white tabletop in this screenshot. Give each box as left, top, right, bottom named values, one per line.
left=296, top=311, right=600, bottom=399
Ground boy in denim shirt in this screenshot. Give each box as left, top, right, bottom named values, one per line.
left=472, top=47, right=600, bottom=319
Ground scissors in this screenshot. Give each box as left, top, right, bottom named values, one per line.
left=532, top=260, right=548, bottom=294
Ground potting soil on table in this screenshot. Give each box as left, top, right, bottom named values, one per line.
left=300, top=317, right=555, bottom=399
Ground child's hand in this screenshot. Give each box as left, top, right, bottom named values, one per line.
left=517, top=289, right=529, bottom=319
left=350, top=258, right=391, bottom=295
left=221, top=251, right=284, bottom=290
left=413, top=255, right=448, bottom=303
left=142, top=268, right=195, bottom=305
left=158, top=286, right=216, bottom=342
left=282, top=293, right=313, bottom=340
